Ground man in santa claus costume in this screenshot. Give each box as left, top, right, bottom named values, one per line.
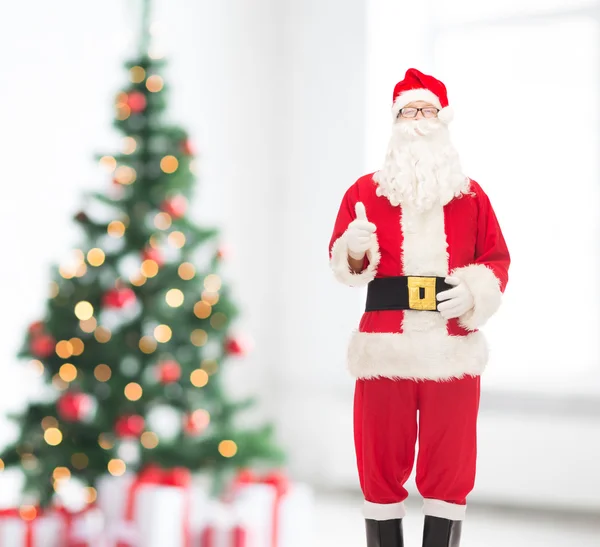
left=328, top=68, right=510, bottom=547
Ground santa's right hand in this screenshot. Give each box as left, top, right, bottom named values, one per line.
left=345, top=202, right=377, bottom=260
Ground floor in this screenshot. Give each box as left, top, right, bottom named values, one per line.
left=313, top=492, right=600, bottom=547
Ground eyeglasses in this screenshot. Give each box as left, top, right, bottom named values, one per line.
left=397, top=107, right=439, bottom=119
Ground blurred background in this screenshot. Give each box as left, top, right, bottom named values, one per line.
left=1, top=0, right=600, bottom=545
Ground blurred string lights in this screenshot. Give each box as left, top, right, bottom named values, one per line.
left=51, top=225, right=227, bottom=385
left=122, top=136, right=137, bottom=155
left=166, top=288, right=184, bottom=307
left=124, top=382, right=143, bottom=401
left=100, top=151, right=179, bottom=182
left=154, top=212, right=172, bottom=229
left=0, top=417, right=234, bottom=493
left=168, top=231, right=186, bottom=248
left=6, top=395, right=219, bottom=482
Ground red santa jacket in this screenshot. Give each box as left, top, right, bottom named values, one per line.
left=329, top=174, right=510, bottom=381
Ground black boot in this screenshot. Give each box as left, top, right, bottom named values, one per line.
left=422, top=516, right=462, bottom=547
left=365, top=518, right=404, bottom=547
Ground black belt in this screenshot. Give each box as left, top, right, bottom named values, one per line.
left=365, top=276, right=452, bottom=312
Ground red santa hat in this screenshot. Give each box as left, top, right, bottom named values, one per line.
left=391, top=68, right=454, bottom=124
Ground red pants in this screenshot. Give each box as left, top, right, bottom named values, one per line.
left=354, top=375, right=480, bottom=521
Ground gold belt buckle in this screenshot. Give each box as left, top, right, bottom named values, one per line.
left=407, top=277, right=437, bottom=311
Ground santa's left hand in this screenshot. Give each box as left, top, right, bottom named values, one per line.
left=436, top=276, right=474, bottom=320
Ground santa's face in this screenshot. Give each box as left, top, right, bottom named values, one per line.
left=396, top=100, right=440, bottom=127
left=374, top=101, right=469, bottom=211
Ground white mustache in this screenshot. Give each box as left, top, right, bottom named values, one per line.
left=395, top=118, right=442, bottom=138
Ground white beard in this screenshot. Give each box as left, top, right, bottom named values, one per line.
left=373, top=118, right=470, bottom=211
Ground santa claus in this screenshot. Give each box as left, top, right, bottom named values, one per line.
left=328, top=68, right=510, bottom=547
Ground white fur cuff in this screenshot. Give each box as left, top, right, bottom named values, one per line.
left=423, top=499, right=466, bottom=521
left=330, top=233, right=380, bottom=287
left=451, top=264, right=502, bottom=331
left=363, top=500, right=407, bottom=521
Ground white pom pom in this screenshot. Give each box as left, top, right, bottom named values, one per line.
left=438, top=106, right=454, bottom=124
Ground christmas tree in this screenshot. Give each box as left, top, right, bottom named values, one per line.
left=0, top=0, right=283, bottom=508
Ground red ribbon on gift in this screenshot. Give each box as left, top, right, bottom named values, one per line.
left=232, top=469, right=289, bottom=547
left=200, top=524, right=247, bottom=547
left=54, top=503, right=99, bottom=547
left=232, top=525, right=248, bottom=547
left=117, top=464, right=192, bottom=547
left=0, top=507, right=41, bottom=547
left=200, top=526, right=214, bottom=547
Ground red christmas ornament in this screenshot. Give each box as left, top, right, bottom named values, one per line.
left=115, top=414, right=145, bottom=438
left=160, top=195, right=187, bottom=219
left=216, top=244, right=231, bottom=261
left=183, top=410, right=210, bottom=436
left=180, top=139, right=195, bottom=156
left=183, top=415, right=198, bottom=435
left=225, top=336, right=250, bottom=357
left=30, top=334, right=56, bottom=358
left=102, top=287, right=137, bottom=309
left=57, top=392, right=93, bottom=422
left=28, top=321, right=45, bottom=336
left=235, top=468, right=255, bottom=484
left=142, top=247, right=164, bottom=267
left=109, top=179, right=126, bottom=200
left=157, top=360, right=181, bottom=384
left=127, top=92, right=147, bottom=113
left=75, top=211, right=89, bottom=223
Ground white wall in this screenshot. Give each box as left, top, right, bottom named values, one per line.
left=271, top=0, right=370, bottom=487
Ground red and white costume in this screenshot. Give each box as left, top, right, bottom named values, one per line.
left=328, top=69, right=510, bottom=523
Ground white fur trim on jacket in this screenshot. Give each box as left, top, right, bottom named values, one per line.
left=392, top=88, right=443, bottom=118
left=347, top=329, right=489, bottom=381
left=330, top=233, right=380, bottom=287
left=451, top=264, right=502, bottom=331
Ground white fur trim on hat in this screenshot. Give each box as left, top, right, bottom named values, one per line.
left=392, top=88, right=442, bottom=118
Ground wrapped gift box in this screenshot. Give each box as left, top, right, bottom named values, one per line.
left=97, top=465, right=191, bottom=547
left=272, top=482, right=314, bottom=547
left=197, top=500, right=256, bottom=547
left=197, top=471, right=314, bottom=547
left=58, top=505, right=106, bottom=547
left=0, top=509, right=62, bottom=547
